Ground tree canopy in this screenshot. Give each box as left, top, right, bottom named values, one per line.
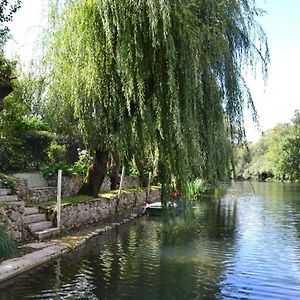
left=43, top=0, right=269, bottom=196
left=234, top=110, right=300, bottom=181
left=0, top=0, right=22, bottom=111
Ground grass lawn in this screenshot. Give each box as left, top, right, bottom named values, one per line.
left=39, top=186, right=160, bottom=207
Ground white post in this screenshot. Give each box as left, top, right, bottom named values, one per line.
left=147, top=171, right=152, bottom=200
left=118, top=165, right=125, bottom=198
left=57, top=170, right=62, bottom=231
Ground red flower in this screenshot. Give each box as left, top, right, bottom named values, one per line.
left=170, top=191, right=179, bottom=198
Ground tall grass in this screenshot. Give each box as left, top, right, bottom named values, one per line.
left=0, top=226, right=18, bottom=261
left=186, top=178, right=210, bottom=200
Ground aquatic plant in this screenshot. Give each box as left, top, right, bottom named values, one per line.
left=186, top=178, right=209, bottom=199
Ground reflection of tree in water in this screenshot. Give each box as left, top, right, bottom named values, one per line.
left=0, top=199, right=239, bottom=300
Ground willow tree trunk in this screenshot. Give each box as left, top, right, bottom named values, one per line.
left=110, top=151, right=120, bottom=190
left=79, top=149, right=108, bottom=197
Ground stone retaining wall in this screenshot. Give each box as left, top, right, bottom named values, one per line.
left=15, top=173, right=142, bottom=203
left=0, top=202, right=25, bottom=240
left=46, top=189, right=160, bottom=230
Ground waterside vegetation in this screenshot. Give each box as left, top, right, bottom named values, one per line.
left=234, top=110, right=300, bottom=182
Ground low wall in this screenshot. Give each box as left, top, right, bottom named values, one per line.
left=45, top=189, right=160, bottom=230
left=0, top=202, right=25, bottom=240
left=15, top=173, right=141, bottom=203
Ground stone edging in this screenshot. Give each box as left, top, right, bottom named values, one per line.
left=0, top=209, right=143, bottom=284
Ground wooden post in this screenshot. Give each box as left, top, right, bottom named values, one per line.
left=57, top=170, right=62, bottom=231
left=118, top=165, right=125, bottom=199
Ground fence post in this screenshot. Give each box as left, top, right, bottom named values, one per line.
left=57, top=170, right=62, bottom=231
left=118, top=165, right=125, bottom=199
left=147, top=171, right=152, bottom=200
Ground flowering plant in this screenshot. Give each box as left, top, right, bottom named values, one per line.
left=170, top=191, right=180, bottom=199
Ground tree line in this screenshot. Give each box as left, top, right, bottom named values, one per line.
left=234, top=110, right=300, bottom=182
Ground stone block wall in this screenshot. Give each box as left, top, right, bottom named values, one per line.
left=15, top=173, right=142, bottom=203
left=48, top=174, right=84, bottom=196
left=46, top=189, right=160, bottom=230
left=0, top=202, right=25, bottom=240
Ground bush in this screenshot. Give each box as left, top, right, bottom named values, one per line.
left=0, top=226, right=18, bottom=261
left=0, top=173, right=16, bottom=188
left=186, top=178, right=210, bottom=199
left=47, top=142, right=67, bottom=164
left=72, top=149, right=92, bottom=175
left=42, top=162, right=74, bottom=180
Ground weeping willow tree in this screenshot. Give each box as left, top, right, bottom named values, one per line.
left=43, top=0, right=269, bottom=197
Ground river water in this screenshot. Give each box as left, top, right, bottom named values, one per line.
left=1, top=182, right=300, bottom=299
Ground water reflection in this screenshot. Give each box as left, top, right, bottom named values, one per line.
left=1, top=182, right=300, bottom=299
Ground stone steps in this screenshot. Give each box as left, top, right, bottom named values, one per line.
left=33, top=228, right=60, bottom=240
left=24, top=205, right=59, bottom=240
left=0, top=195, right=18, bottom=202
left=24, top=214, right=46, bottom=225
left=0, top=188, right=11, bottom=196
left=27, top=221, right=53, bottom=233
left=24, top=207, right=39, bottom=216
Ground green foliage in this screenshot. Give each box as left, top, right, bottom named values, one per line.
left=0, top=78, right=53, bottom=171
left=269, top=111, right=300, bottom=181
left=0, top=226, right=18, bottom=261
left=0, top=173, right=16, bottom=188
left=43, top=0, right=268, bottom=194
left=234, top=110, right=300, bottom=181
left=72, top=148, right=92, bottom=175
left=47, top=142, right=67, bottom=163
left=42, top=162, right=74, bottom=180
left=0, top=0, right=21, bottom=45
left=186, top=178, right=210, bottom=199
left=42, top=148, right=92, bottom=180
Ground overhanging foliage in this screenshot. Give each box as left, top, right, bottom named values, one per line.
left=43, top=0, right=269, bottom=194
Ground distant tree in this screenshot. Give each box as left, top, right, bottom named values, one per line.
left=0, top=0, right=22, bottom=112
left=270, top=110, right=300, bottom=180
left=44, top=0, right=269, bottom=197
left=234, top=111, right=300, bottom=182
left=0, top=0, right=21, bottom=44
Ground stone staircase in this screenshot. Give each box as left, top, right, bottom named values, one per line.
left=0, top=187, right=59, bottom=240
left=0, top=188, right=19, bottom=202
left=24, top=206, right=59, bottom=240
left=13, top=172, right=56, bottom=203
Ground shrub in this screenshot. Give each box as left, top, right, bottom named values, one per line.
left=0, top=226, right=18, bottom=261
left=42, top=162, right=74, bottom=180
left=186, top=178, right=210, bottom=199
left=0, top=173, right=16, bottom=188
left=72, top=149, right=93, bottom=175
left=47, top=142, right=67, bottom=164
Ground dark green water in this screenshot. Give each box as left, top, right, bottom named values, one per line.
left=1, top=182, right=300, bottom=300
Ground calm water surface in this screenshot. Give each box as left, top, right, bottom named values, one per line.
left=1, top=182, right=300, bottom=299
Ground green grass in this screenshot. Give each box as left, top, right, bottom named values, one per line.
left=99, top=187, right=143, bottom=198
left=39, top=186, right=160, bottom=207
left=40, top=194, right=93, bottom=207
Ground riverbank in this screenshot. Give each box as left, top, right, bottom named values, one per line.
left=0, top=189, right=159, bottom=284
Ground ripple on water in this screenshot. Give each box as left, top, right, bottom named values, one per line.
left=1, top=182, right=300, bottom=300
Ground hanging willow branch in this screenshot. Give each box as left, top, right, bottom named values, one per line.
left=43, top=0, right=269, bottom=195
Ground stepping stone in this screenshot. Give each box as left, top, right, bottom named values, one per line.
left=28, top=221, right=53, bottom=233
left=0, top=195, right=18, bottom=202
left=24, top=207, right=39, bottom=215
left=24, top=214, right=46, bottom=225
left=0, top=188, right=11, bottom=196
left=34, top=228, right=60, bottom=240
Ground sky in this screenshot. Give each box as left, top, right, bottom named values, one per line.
left=4, top=0, right=300, bottom=142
